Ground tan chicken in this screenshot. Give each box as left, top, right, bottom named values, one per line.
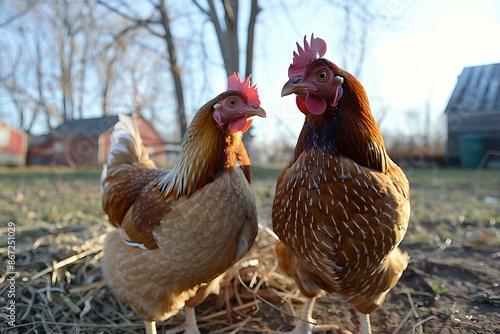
left=100, top=73, right=266, bottom=334
left=272, top=35, right=411, bottom=334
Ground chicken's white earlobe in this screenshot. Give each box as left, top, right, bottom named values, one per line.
left=212, top=103, right=224, bottom=126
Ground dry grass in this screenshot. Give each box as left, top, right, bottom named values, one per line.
left=0, top=220, right=313, bottom=334
left=0, top=220, right=432, bottom=334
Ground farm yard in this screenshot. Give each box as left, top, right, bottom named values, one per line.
left=0, top=165, right=499, bottom=333
left=1, top=1, right=500, bottom=333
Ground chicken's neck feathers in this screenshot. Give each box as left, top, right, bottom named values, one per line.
left=296, top=78, right=388, bottom=173
left=156, top=109, right=242, bottom=198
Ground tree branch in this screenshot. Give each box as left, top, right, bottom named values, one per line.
left=222, top=0, right=236, bottom=28
left=191, top=0, right=210, bottom=16
left=0, top=0, right=41, bottom=28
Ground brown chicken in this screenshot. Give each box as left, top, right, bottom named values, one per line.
left=272, top=35, right=410, bottom=334
left=100, top=73, right=266, bottom=334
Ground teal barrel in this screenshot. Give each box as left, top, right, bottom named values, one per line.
left=458, top=134, right=488, bottom=168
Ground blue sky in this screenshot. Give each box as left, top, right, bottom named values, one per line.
left=249, top=0, right=500, bottom=144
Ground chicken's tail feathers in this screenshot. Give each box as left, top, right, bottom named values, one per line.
left=100, top=114, right=156, bottom=193
left=108, top=114, right=153, bottom=166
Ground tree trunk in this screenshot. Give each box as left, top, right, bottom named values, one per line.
left=157, top=0, right=187, bottom=138
left=245, top=0, right=260, bottom=78
left=195, top=0, right=261, bottom=146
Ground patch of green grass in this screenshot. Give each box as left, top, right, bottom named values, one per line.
left=0, top=167, right=103, bottom=226
left=251, top=164, right=284, bottom=181
left=405, top=166, right=500, bottom=186
left=403, top=167, right=500, bottom=248
left=431, top=284, right=448, bottom=300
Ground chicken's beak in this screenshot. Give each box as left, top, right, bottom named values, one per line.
left=246, top=106, right=266, bottom=119
left=281, top=79, right=308, bottom=97
left=239, top=106, right=266, bottom=133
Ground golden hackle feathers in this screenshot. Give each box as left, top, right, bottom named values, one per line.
left=155, top=90, right=254, bottom=199
left=155, top=100, right=228, bottom=199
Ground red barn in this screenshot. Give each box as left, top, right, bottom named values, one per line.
left=0, top=121, right=28, bottom=166
left=28, top=114, right=166, bottom=167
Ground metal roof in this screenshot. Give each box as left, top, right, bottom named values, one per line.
left=445, top=63, right=500, bottom=113
left=48, top=115, right=121, bottom=139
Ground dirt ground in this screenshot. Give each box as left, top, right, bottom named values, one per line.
left=1, top=168, right=499, bottom=333
left=3, top=223, right=499, bottom=334
left=186, top=239, right=500, bottom=334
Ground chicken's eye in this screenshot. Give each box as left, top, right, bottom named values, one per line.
left=227, top=98, right=238, bottom=107
left=317, top=70, right=328, bottom=81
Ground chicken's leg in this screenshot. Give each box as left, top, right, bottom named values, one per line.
left=164, top=307, right=201, bottom=334
left=145, top=320, right=157, bottom=334
left=182, top=307, right=201, bottom=334
left=358, top=311, right=372, bottom=334
left=288, top=297, right=316, bottom=334
left=285, top=297, right=340, bottom=334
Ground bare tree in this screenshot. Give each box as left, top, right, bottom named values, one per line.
left=245, top=0, right=260, bottom=79
left=0, top=0, right=101, bottom=132
left=326, top=0, right=403, bottom=78
left=98, top=0, right=262, bottom=139
left=0, top=1, right=44, bottom=133
left=94, top=32, right=128, bottom=117
left=0, top=0, right=399, bottom=146
left=0, top=28, right=52, bottom=134
left=46, top=0, right=98, bottom=121
left=0, top=1, right=269, bottom=141
left=98, top=0, right=189, bottom=137
left=193, top=0, right=261, bottom=79
left=192, top=0, right=261, bottom=145
left=156, top=1, right=187, bottom=137
left=88, top=16, right=171, bottom=136
left=1, top=0, right=166, bottom=134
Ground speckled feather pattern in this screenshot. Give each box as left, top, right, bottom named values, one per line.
left=273, top=148, right=410, bottom=314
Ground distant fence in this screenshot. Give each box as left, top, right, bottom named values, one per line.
left=252, top=134, right=448, bottom=167
left=383, top=134, right=446, bottom=167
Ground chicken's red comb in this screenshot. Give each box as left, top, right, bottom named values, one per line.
left=228, top=73, right=260, bottom=107
left=288, top=34, right=327, bottom=79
